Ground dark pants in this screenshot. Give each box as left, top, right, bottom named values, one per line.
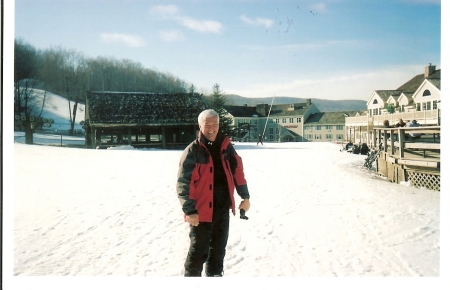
left=184, top=209, right=230, bottom=277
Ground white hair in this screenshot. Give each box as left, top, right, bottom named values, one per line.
left=198, top=109, right=219, bottom=124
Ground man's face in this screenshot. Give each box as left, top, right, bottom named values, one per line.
left=199, top=116, right=219, bottom=141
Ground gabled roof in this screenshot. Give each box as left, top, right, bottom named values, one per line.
left=225, top=102, right=312, bottom=118
left=374, top=90, right=403, bottom=102
left=396, top=69, right=441, bottom=92
left=269, top=103, right=311, bottom=117
left=401, top=92, right=414, bottom=98
left=427, top=78, right=441, bottom=90
left=224, top=105, right=259, bottom=117
left=304, top=111, right=350, bottom=125
left=399, top=92, right=415, bottom=106
left=86, top=91, right=207, bottom=125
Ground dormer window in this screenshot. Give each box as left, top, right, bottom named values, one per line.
left=373, top=99, right=378, bottom=104
left=423, top=89, right=431, bottom=97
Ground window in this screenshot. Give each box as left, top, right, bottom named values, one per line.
left=316, top=125, right=321, bottom=130
left=326, top=134, right=333, bottom=140
left=325, top=125, right=332, bottom=130
left=274, top=118, right=279, bottom=123
left=336, top=134, right=343, bottom=140
left=314, top=134, right=322, bottom=140
left=373, top=99, right=378, bottom=104
left=426, top=101, right=431, bottom=110
left=416, top=103, right=421, bottom=111
left=282, top=118, right=286, bottom=123
left=423, top=89, right=431, bottom=97
left=304, top=126, right=312, bottom=131
left=305, top=134, right=313, bottom=140
left=289, top=118, right=294, bottom=123
left=433, top=100, right=438, bottom=110
left=336, top=125, right=343, bottom=130
left=297, top=118, right=302, bottom=123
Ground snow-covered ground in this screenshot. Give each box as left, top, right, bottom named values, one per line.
left=16, top=88, right=85, bottom=132
left=3, top=140, right=448, bottom=289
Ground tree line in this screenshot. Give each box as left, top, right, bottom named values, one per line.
left=15, top=39, right=191, bottom=101
left=14, top=39, right=235, bottom=143
left=14, top=39, right=193, bottom=142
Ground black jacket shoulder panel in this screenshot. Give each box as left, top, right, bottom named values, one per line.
left=192, top=140, right=210, bottom=165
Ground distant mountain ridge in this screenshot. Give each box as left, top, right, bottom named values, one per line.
left=223, top=94, right=367, bottom=112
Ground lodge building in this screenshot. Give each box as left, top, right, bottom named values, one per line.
left=84, top=91, right=207, bottom=149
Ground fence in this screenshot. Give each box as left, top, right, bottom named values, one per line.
left=372, top=126, right=440, bottom=191
left=14, top=132, right=86, bottom=147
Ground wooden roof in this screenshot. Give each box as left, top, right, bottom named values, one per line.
left=86, top=91, right=207, bottom=125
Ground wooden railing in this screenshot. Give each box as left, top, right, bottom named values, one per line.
left=346, top=110, right=440, bottom=127
left=373, top=126, right=440, bottom=168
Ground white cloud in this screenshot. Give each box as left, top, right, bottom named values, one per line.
left=158, top=30, right=185, bottom=42
left=150, top=4, right=223, bottom=34
left=175, top=16, right=222, bottom=33
left=227, top=65, right=426, bottom=100
left=150, top=4, right=180, bottom=17
left=240, top=15, right=274, bottom=29
left=100, top=33, right=146, bottom=47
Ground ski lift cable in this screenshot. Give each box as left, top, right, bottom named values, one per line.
left=262, top=95, right=275, bottom=138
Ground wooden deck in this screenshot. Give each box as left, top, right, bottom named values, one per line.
left=372, top=126, right=440, bottom=190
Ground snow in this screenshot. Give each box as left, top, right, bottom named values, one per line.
left=20, top=88, right=85, bottom=131
left=4, top=88, right=448, bottom=288
left=3, top=139, right=448, bottom=289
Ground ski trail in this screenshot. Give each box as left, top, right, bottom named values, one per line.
left=349, top=208, right=420, bottom=276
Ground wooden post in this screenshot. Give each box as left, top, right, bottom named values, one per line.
left=398, top=127, right=405, bottom=158
left=390, top=129, right=395, bottom=155
left=162, top=127, right=166, bottom=149
left=91, top=128, right=96, bottom=149
left=372, top=128, right=377, bottom=148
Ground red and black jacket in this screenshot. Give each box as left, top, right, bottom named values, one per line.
left=176, top=133, right=250, bottom=222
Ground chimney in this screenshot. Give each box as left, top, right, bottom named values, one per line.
left=425, top=63, right=436, bottom=78
left=306, top=99, right=311, bottom=107
left=256, top=104, right=269, bottom=116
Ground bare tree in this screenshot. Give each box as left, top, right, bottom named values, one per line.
left=14, top=40, right=48, bottom=144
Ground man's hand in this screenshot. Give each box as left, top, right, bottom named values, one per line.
left=186, top=214, right=199, bottom=226
left=239, top=199, right=250, bottom=212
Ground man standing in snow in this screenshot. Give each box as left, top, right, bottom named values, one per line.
left=177, top=109, right=251, bottom=277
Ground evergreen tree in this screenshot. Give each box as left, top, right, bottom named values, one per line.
left=385, top=103, right=396, bottom=114
left=209, top=83, right=233, bottom=136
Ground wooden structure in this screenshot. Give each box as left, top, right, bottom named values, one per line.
left=84, top=92, right=208, bottom=149
left=372, top=126, right=440, bottom=191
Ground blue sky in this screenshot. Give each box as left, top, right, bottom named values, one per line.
left=10, top=0, right=443, bottom=100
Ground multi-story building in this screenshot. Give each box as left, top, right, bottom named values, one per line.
left=346, top=64, right=441, bottom=145
left=224, top=99, right=320, bottom=142
left=303, top=111, right=361, bottom=143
